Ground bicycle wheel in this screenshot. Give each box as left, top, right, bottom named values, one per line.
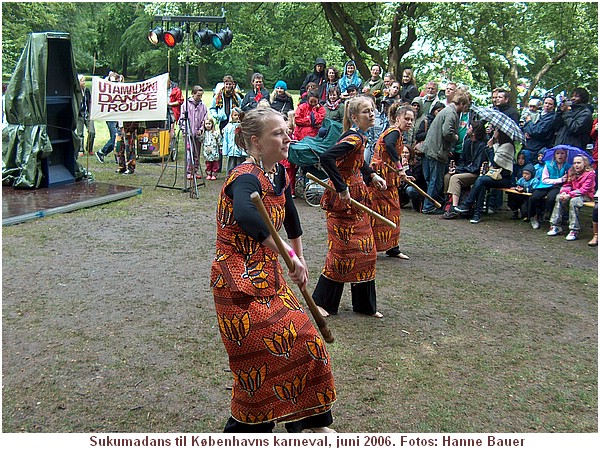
left=294, top=175, right=305, bottom=199
left=170, top=131, right=179, bottom=161
left=304, top=180, right=325, bottom=207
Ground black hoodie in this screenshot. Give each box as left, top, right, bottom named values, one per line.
left=300, top=57, right=326, bottom=95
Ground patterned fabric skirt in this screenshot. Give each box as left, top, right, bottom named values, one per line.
left=368, top=186, right=401, bottom=252
left=213, top=282, right=336, bottom=425
left=322, top=207, right=377, bottom=283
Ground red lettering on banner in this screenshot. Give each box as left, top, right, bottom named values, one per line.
left=98, top=93, right=112, bottom=103
left=92, top=74, right=165, bottom=120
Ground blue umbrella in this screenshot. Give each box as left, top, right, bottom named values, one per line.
left=542, top=144, right=595, bottom=165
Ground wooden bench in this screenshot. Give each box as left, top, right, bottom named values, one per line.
left=496, top=187, right=595, bottom=208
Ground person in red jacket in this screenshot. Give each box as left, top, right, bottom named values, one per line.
left=293, top=91, right=325, bottom=141
left=168, top=79, right=184, bottom=123
left=167, top=79, right=184, bottom=151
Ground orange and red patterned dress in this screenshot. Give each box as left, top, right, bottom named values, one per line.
left=369, top=126, right=403, bottom=251
left=319, top=131, right=377, bottom=283
left=211, top=163, right=336, bottom=426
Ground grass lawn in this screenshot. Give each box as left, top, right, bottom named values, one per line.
left=2, top=96, right=598, bottom=435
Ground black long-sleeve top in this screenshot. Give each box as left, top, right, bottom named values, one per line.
left=224, top=165, right=302, bottom=243
left=382, top=129, right=401, bottom=163
left=319, top=131, right=376, bottom=192
left=415, top=114, right=434, bottom=143
left=455, top=139, right=489, bottom=175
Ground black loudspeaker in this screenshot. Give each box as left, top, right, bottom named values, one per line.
left=42, top=35, right=76, bottom=187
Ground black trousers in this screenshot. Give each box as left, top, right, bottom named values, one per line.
left=223, top=410, right=333, bottom=433
left=527, top=186, right=561, bottom=219
left=312, top=275, right=377, bottom=316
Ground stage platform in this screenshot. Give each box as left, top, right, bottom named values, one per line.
left=2, top=180, right=142, bottom=226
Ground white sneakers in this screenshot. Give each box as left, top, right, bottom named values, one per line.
left=565, top=230, right=578, bottom=241
left=547, top=226, right=563, bottom=236
left=547, top=226, right=578, bottom=241
left=530, top=217, right=540, bottom=229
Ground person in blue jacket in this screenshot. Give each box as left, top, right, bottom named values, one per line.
left=521, top=96, right=557, bottom=164
left=209, top=75, right=242, bottom=133
left=339, top=60, right=363, bottom=100
left=507, top=163, right=540, bottom=220
left=527, top=147, right=571, bottom=229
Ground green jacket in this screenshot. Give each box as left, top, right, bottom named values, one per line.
left=324, top=103, right=345, bottom=123
left=421, top=103, right=459, bottom=164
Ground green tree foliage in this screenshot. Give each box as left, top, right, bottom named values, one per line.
left=2, top=1, right=597, bottom=105
left=320, top=2, right=429, bottom=80
left=424, top=2, right=598, bottom=106
left=2, top=2, right=64, bottom=74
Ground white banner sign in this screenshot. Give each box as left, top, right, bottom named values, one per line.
left=90, top=73, right=168, bottom=121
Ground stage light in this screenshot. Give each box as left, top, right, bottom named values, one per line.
left=163, top=27, right=184, bottom=48
left=193, top=26, right=233, bottom=50
left=147, top=26, right=164, bottom=45
left=194, top=27, right=214, bottom=48
left=211, top=27, right=233, bottom=51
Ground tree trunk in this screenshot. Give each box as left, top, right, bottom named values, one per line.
left=121, top=51, right=128, bottom=78
left=389, top=3, right=418, bottom=77
left=321, top=2, right=418, bottom=80
left=197, top=60, right=208, bottom=88
left=483, top=63, right=496, bottom=94
left=178, top=65, right=184, bottom=87
left=520, top=48, right=569, bottom=108
left=321, top=3, right=372, bottom=79
left=504, top=50, right=519, bottom=106
left=246, top=66, right=254, bottom=89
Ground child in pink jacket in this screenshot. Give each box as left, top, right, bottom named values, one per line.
left=547, top=154, right=596, bottom=241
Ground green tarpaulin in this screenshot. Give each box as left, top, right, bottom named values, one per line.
left=2, top=32, right=83, bottom=188
left=288, top=118, right=342, bottom=168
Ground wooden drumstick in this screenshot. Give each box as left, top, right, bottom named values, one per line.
left=250, top=192, right=334, bottom=343
left=305, top=173, right=397, bottom=228
left=383, top=162, right=442, bottom=209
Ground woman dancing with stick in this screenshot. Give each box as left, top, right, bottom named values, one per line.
left=369, top=103, right=415, bottom=260
left=211, top=108, right=336, bottom=433
left=313, top=95, right=388, bottom=318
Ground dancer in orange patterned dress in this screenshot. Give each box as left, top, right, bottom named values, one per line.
left=211, top=108, right=336, bottom=433
left=312, top=96, right=387, bottom=318
left=369, top=104, right=415, bottom=259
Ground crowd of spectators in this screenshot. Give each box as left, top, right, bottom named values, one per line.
left=85, top=58, right=596, bottom=244
left=253, top=58, right=596, bottom=245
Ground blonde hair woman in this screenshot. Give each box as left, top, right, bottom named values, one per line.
left=211, top=107, right=336, bottom=433
left=313, top=96, right=387, bottom=318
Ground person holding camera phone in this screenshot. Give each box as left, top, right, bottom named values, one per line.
left=553, top=87, right=593, bottom=151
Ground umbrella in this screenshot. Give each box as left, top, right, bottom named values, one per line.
left=471, top=106, right=526, bottom=143
left=542, top=144, right=595, bottom=165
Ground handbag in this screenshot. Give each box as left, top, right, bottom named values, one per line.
left=485, top=167, right=503, bottom=180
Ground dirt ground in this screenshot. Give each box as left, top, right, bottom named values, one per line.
left=2, top=159, right=598, bottom=434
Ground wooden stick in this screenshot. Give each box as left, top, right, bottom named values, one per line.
left=250, top=192, right=334, bottom=343
left=305, top=172, right=397, bottom=228
left=383, top=162, right=442, bottom=209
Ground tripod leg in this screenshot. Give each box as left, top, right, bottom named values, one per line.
left=187, top=134, right=201, bottom=198
left=155, top=129, right=181, bottom=189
